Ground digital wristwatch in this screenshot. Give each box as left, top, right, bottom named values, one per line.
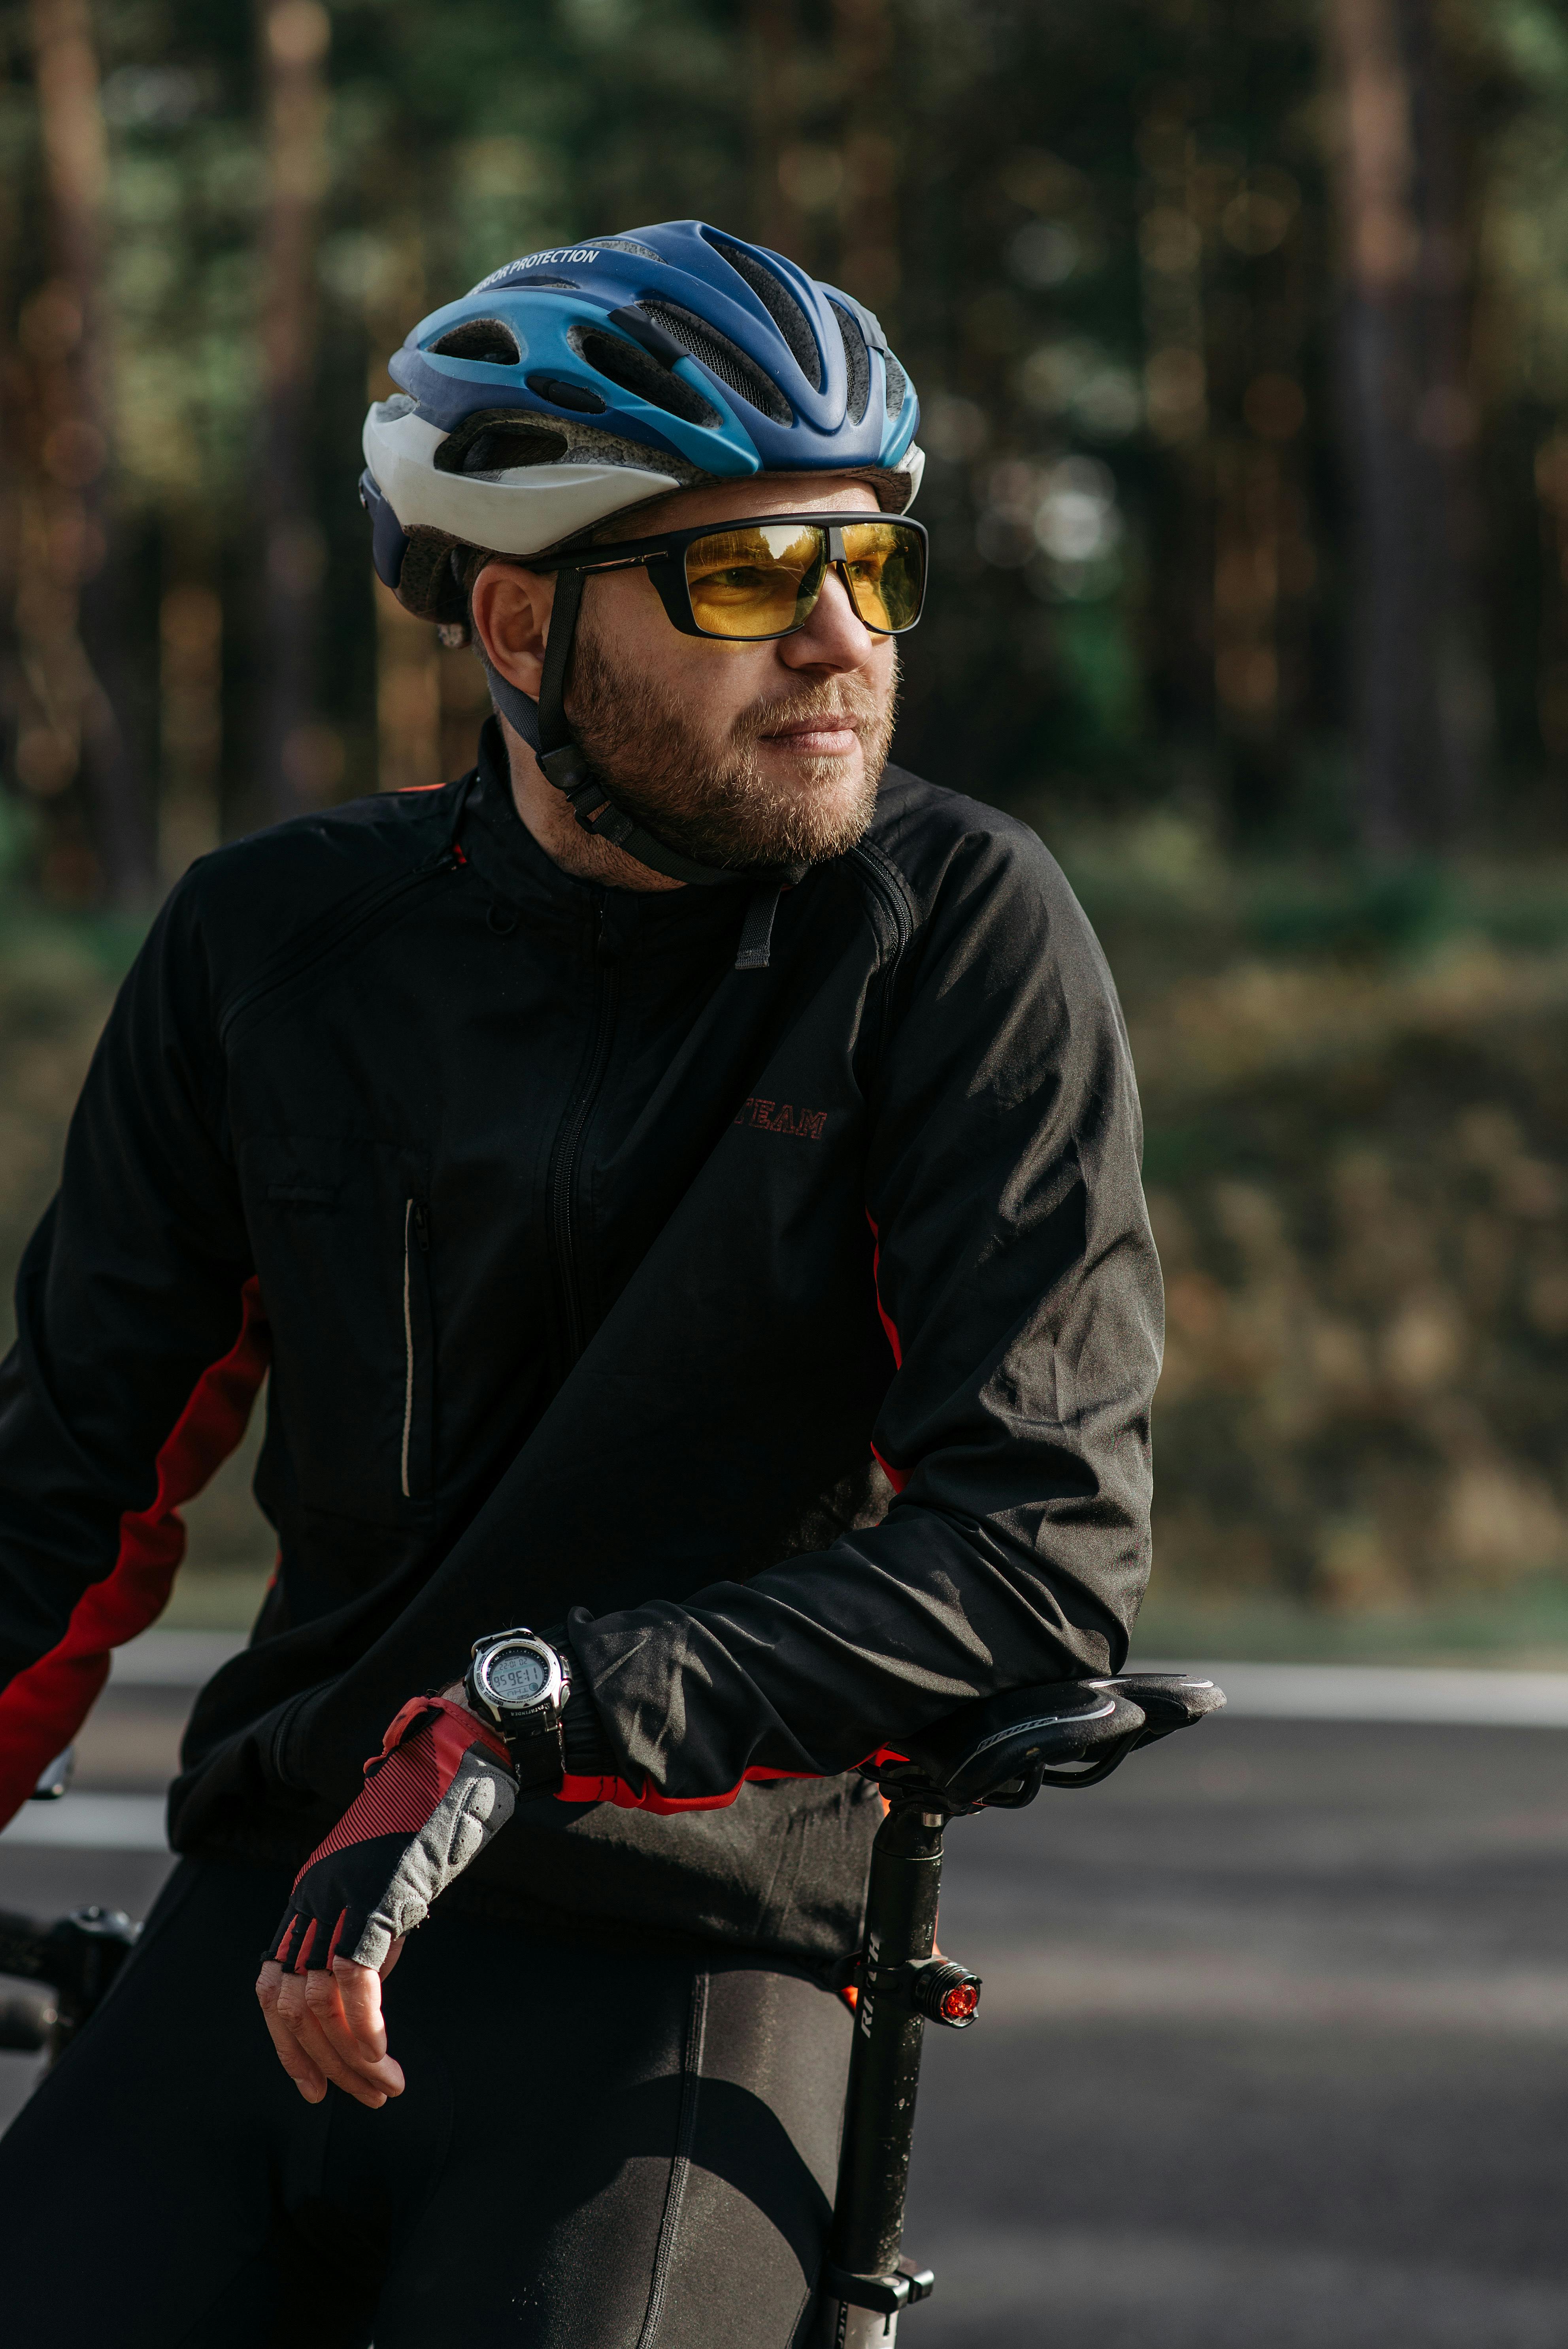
left=463, top=1627, right=571, bottom=1791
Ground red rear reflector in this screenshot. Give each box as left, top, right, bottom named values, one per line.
left=940, top=1981, right=979, bottom=2023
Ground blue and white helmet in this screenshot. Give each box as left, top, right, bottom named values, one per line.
left=361, top=218, right=923, bottom=623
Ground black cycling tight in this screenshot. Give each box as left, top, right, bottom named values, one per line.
left=0, top=1857, right=852, bottom=2348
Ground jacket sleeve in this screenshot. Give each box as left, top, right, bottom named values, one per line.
left=0, top=879, right=262, bottom=1819
left=562, top=825, right=1163, bottom=1810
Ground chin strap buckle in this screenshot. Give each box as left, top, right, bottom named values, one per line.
left=540, top=746, right=645, bottom=858
left=539, top=741, right=593, bottom=797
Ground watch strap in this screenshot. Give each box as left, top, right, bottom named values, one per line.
left=534, top=1627, right=616, bottom=1783
left=507, top=1716, right=566, bottom=1794
left=467, top=1632, right=570, bottom=1793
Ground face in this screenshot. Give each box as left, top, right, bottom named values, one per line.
left=476, top=476, right=902, bottom=871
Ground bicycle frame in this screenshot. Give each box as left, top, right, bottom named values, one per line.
left=0, top=1674, right=1222, bottom=2345
left=821, top=1796, right=946, bottom=2345
left=817, top=1671, right=1225, bottom=2346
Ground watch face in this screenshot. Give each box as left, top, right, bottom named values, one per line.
left=488, top=1645, right=551, bottom=1706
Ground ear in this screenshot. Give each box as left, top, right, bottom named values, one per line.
left=471, top=562, right=556, bottom=698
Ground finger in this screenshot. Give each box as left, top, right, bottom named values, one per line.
left=331, top=1957, right=387, bottom=2059
left=256, top=1962, right=327, bottom=2104
left=289, top=1993, right=397, bottom=2108
left=302, top=1967, right=405, bottom=2101
left=276, top=1965, right=396, bottom=2109
left=381, top=1934, right=407, bottom=1982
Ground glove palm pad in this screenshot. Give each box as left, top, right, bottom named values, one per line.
left=265, top=1696, right=517, bottom=1974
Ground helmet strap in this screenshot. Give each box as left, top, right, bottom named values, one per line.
left=477, top=567, right=743, bottom=891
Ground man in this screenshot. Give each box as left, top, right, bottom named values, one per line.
left=0, top=221, right=1160, bottom=2345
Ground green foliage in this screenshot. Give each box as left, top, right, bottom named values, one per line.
left=4, top=0, right=1566, bottom=835
left=5, top=0, right=1568, bottom=1630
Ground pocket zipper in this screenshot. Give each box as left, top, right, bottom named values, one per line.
left=401, top=1199, right=429, bottom=1498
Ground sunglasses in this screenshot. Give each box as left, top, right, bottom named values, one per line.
left=530, top=513, right=928, bottom=643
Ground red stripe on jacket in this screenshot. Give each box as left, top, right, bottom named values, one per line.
left=559, top=1218, right=919, bottom=1814
left=558, top=1745, right=911, bottom=1815
left=866, top=1212, right=909, bottom=1494
left=0, top=1279, right=271, bottom=1828
left=559, top=1763, right=814, bottom=1814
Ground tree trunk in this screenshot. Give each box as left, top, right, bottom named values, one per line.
left=0, top=75, right=21, bottom=815
left=748, top=0, right=807, bottom=262
left=831, top=0, right=899, bottom=316
left=158, top=573, right=223, bottom=884
left=1325, top=0, right=1483, bottom=854
left=25, top=0, right=154, bottom=904
left=255, top=0, right=331, bottom=823
left=360, top=221, right=444, bottom=794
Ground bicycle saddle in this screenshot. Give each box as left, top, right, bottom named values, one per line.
left=871, top=1671, right=1226, bottom=1811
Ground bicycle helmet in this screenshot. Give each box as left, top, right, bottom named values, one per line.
left=358, top=219, right=923, bottom=891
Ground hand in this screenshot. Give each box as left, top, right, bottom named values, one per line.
left=255, top=1940, right=408, bottom=2109
left=257, top=1693, right=518, bottom=2102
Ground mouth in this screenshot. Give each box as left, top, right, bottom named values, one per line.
left=758, top=714, right=862, bottom=755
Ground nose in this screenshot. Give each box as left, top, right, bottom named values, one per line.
left=777, top=564, right=878, bottom=675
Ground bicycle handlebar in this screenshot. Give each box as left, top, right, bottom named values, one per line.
left=0, top=1904, right=140, bottom=2056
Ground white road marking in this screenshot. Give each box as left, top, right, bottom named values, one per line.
left=970, top=1946, right=1568, bottom=2036
left=0, top=1794, right=168, bottom=1850
left=6, top=1645, right=1568, bottom=1858
left=1172, top=1662, right=1568, bottom=1728
left=101, top=1634, right=1568, bottom=1725
left=108, top=1630, right=245, bottom=1687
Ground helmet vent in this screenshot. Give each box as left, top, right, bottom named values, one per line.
left=525, top=373, right=608, bottom=415
left=703, top=231, right=822, bottom=392
left=640, top=300, right=791, bottom=424
left=830, top=302, right=871, bottom=426
left=884, top=352, right=908, bottom=419
left=570, top=325, right=721, bottom=429
left=434, top=410, right=570, bottom=474
left=428, top=317, right=522, bottom=367
left=588, top=236, right=664, bottom=261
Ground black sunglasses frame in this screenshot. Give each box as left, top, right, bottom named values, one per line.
left=526, top=512, right=929, bottom=642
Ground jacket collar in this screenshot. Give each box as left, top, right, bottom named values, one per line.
left=460, top=718, right=757, bottom=959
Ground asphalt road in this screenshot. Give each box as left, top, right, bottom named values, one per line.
left=4, top=1672, right=1568, bottom=2347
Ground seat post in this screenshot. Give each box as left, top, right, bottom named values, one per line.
left=824, top=1795, right=946, bottom=2341
left=819, top=1673, right=1225, bottom=2343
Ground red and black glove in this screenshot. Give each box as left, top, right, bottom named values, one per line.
left=264, top=1696, right=518, bottom=1974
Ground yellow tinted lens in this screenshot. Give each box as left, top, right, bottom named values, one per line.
left=840, top=521, right=924, bottom=632
left=685, top=525, right=828, bottom=638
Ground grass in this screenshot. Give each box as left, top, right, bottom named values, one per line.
left=9, top=836, right=1568, bottom=1660
left=1130, top=1580, right=1568, bottom=1668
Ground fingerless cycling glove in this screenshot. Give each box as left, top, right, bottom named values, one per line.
left=264, top=1695, right=518, bottom=1973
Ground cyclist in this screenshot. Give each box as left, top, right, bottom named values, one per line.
left=0, top=221, right=1160, bottom=2346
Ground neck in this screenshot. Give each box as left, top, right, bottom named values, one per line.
left=498, top=715, right=684, bottom=893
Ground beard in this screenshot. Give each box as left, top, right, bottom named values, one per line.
left=562, top=617, right=898, bottom=872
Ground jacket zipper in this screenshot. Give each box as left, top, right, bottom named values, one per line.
left=401, top=1196, right=430, bottom=1498
left=548, top=902, right=617, bottom=1370
left=849, top=841, right=914, bottom=1064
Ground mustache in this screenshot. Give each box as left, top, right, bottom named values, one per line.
left=733, top=676, right=884, bottom=742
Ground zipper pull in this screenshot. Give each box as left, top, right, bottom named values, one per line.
left=413, top=1201, right=430, bottom=1253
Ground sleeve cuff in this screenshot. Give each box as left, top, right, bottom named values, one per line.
left=553, top=1648, right=614, bottom=1780
left=534, top=1623, right=617, bottom=1781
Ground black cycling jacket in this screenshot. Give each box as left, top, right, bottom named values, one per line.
left=0, top=723, right=1160, bottom=1967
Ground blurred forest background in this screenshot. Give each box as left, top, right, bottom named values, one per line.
left=3, top=0, right=1568, bottom=1651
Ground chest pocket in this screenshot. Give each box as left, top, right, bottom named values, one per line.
left=239, top=1134, right=434, bottom=1523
